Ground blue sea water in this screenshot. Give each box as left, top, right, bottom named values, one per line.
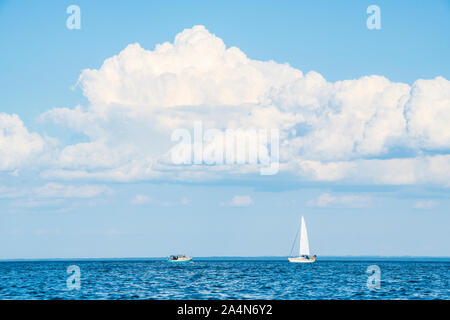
left=0, top=259, right=448, bottom=300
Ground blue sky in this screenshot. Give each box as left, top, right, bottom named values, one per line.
left=0, top=0, right=449, bottom=259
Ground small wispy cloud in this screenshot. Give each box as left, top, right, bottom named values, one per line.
left=0, top=186, right=26, bottom=199
left=104, top=228, right=124, bottom=236
left=6, top=183, right=109, bottom=214
left=307, top=193, right=371, bottom=208
left=131, top=194, right=151, bottom=205
left=12, top=198, right=64, bottom=209
left=180, top=197, right=189, bottom=205
left=34, top=183, right=113, bottom=199
left=413, top=200, right=437, bottom=210
left=33, top=229, right=61, bottom=236
left=10, top=198, right=75, bottom=214
left=131, top=194, right=189, bottom=206
left=222, top=195, right=254, bottom=207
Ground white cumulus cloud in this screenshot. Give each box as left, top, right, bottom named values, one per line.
left=405, top=77, right=450, bottom=149
left=0, top=113, right=46, bottom=171
left=4, top=25, right=448, bottom=187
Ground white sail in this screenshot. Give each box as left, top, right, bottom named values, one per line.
left=299, top=216, right=310, bottom=256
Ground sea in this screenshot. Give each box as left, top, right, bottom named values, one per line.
left=0, top=258, right=448, bottom=300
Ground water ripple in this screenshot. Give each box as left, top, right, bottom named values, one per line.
left=0, top=260, right=448, bottom=300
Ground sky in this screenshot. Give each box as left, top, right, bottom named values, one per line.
left=0, top=0, right=449, bottom=259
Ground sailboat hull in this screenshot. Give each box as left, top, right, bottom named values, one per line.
left=288, top=256, right=316, bottom=263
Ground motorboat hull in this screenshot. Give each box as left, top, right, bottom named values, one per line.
left=167, top=257, right=192, bottom=263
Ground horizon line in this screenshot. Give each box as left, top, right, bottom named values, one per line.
left=1, top=255, right=449, bottom=262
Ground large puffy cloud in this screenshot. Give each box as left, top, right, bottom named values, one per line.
left=77, top=25, right=301, bottom=109
left=278, top=74, right=411, bottom=161
left=405, top=77, right=450, bottom=149
left=0, top=113, right=46, bottom=171
left=35, top=25, right=450, bottom=185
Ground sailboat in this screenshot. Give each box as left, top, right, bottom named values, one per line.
left=288, top=216, right=316, bottom=263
